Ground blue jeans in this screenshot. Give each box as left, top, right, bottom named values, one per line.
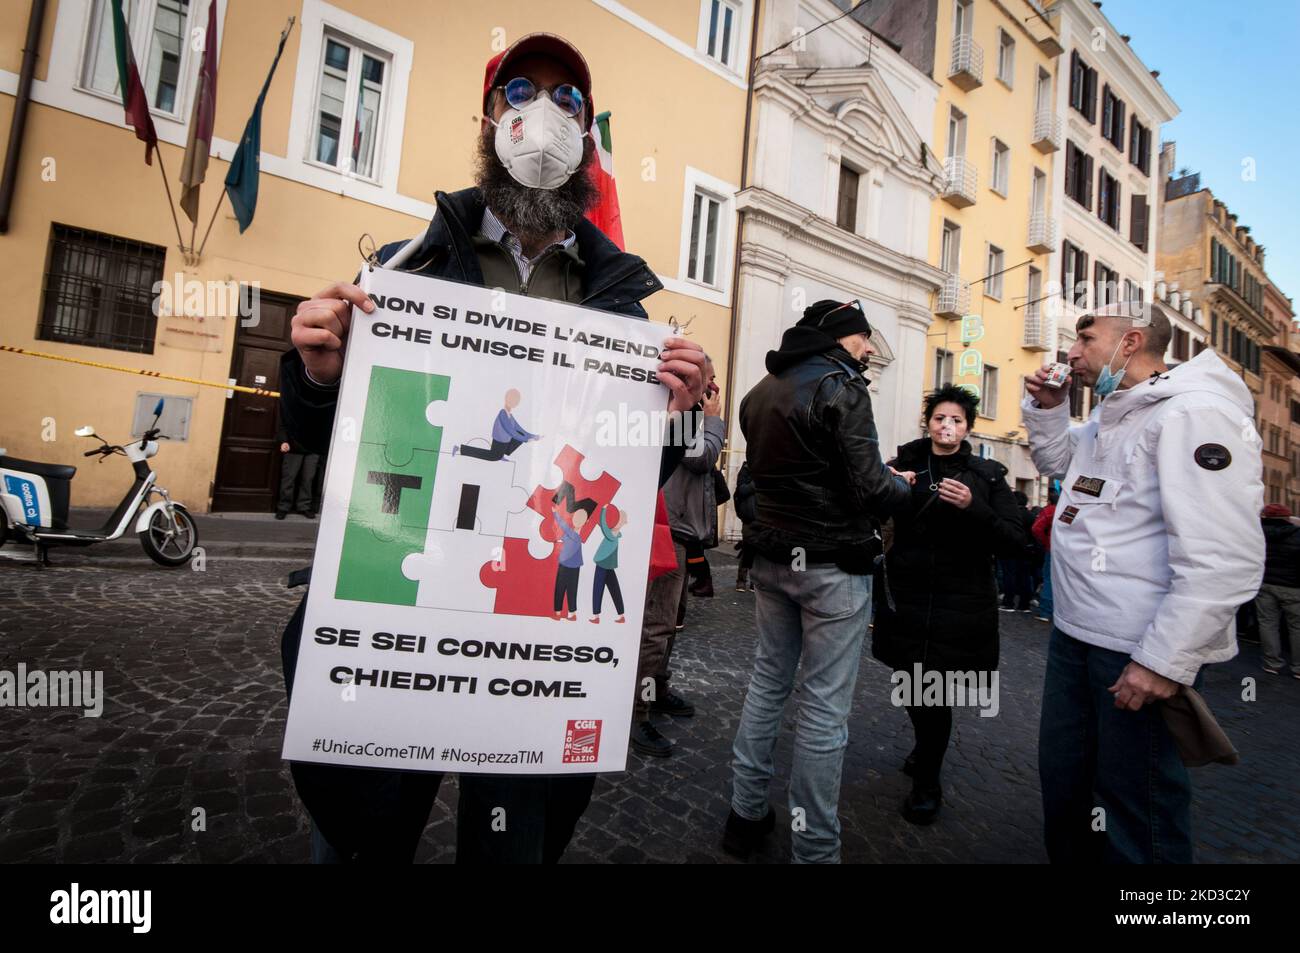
left=1038, top=551, right=1053, bottom=618
left=730, top=555, right=872, bottom=864
left=1038, top=627, right=1192, bottom=863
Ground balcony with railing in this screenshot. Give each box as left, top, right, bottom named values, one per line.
left=936, top=274, right=971, bottom=319
left=1032, top=109, right=1062, bottom=153
left=941, top=156, right=977, bottom=208
left=1027, top=212, right=1057, bottom=253
left=949, top=34, right=984, bottom=90
left=1022, top=300, right=1053, bottom=351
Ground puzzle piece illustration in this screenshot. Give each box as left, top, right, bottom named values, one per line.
left=479, top=538, right=559, bottom=617
left=526, top=445, right=621, bottom=544
left=479, top=445, right=623, bottom=617
left=504, top=506, right=555, bottom=561
left=367, top=365, right=451, bottom=466
left=425, top=451, right=530, bottom=536
left=402, top=527, right=501, bottom=613
left=335, top=366, right=450, bottom=606
left=337, top=443, right=439, bottom=605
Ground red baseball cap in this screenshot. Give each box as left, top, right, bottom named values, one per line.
left=482, top=32, right=593, bottom=119
left=1262, top=503, right=1292, bottom=518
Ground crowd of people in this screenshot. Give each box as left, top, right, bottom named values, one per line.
left=279, top=32, right=1274, bottom=864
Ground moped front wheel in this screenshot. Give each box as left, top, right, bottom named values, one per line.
left=139, top=506, right=199, bottom=567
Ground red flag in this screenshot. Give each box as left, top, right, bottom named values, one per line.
left=585, top=111, right=625, bottom=249
left=110, top=0, right=158, bottom=164
left=180, top=0, right=219, bottom=222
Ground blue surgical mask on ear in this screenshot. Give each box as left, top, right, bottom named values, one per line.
left=1094, top=336, right=1133, bottom=398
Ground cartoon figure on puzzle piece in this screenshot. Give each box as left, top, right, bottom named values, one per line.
left=453, top=388, right=541, bottom=461
left=478, top=445, right=623, bottom=618
left=551, top=487, right=597, bottom=621
left=590, top=505, right=627, bottom=624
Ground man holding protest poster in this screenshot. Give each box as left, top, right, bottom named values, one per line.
left=277, top=33, right=707, bottom=864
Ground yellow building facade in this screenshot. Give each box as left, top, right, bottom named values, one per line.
left=924, top=0, right=1062, bottom=496
left=858, top=0, right=1063, bottom=494
left=0, top=0, right=752, bottom=511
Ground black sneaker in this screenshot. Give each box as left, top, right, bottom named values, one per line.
left=651, top=689, right=695, bottom=718
left=900, top=784, right=942, bottom=825
left=274, top=511, right=287, bottom=521
left=630, top=720, right=672, bottom=757
left=721, top=806, right=776, bottom=859
left=302, top=511, right=317, bottom=520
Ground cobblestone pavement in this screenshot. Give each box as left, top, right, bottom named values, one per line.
left=0, top=547, right=1295, bottom=863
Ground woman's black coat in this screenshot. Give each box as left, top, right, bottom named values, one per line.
left=871, top=437, right=1030, bottom=674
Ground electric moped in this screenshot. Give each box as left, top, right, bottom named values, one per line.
left=0, top=398, right=198, bottom=566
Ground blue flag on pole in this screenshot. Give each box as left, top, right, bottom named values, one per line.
left=224, top=20, right=293, bottom=233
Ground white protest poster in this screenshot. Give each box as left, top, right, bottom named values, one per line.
left=281, top=267, right=671, bottom=773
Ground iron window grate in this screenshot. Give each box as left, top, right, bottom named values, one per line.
left=38, top=224, right=165, bottom=354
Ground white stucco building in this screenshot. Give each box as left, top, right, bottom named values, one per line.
left=725, top=0, right=945, bottom=538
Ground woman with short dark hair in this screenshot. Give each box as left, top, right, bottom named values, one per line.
left=872, top=384, right=1029, bottom=825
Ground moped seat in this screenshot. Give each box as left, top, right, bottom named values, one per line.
left=0, top=455, right=77, bottom=481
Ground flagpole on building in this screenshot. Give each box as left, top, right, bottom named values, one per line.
left=153, top=146, right=187, bottom=253
left=196, top=188, right=226, bottom=259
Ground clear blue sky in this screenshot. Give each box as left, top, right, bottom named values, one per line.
left=1100, top=0, right=1299, bottom=310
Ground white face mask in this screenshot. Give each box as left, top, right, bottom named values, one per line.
left=490, top=95, right=585, bottom=190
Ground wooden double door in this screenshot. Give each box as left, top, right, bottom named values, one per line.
left=211, top=289, right=304, bottom=512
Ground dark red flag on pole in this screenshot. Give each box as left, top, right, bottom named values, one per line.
left=110, top=0, right=159, bottom=165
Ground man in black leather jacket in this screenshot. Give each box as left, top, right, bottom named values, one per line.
left=722, top=299, right=909, bottom=863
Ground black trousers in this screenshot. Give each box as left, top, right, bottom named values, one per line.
left=554, top=564, right=580, bottom=614
left=281, top=595, right=595, bottom=863
left=998, top=558, right=1033, bottom=610
left=279, top=452, right=320, bottom=513
left=459, top=438, right=522, bottom=461
left=904, top=703, right=953, bottom=788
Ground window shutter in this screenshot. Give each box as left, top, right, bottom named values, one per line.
left=1084, top=154, right=1093, bottom=209
left=1131, top=194, right=1148, bottom=249
left=1064, top=143, right=1076, bottom=200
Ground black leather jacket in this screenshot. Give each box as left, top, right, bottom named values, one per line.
left=1262, top=518, right=1300, bottom=588
left=738, top=339, right=909, bottom=568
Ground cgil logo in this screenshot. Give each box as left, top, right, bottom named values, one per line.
left=49, top=883, right=151, bottom=933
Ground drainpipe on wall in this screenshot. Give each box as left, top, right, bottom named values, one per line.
left=0, top=0, right=47, bottom=234
left=722, top=0, right=764, bottom=450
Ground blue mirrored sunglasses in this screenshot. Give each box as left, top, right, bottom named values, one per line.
left=500, top=76, right=584, bottom=118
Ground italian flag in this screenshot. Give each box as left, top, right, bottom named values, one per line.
left=586, top=111, right=625, bottom=250
left=110, top=0, right=159, bottom=165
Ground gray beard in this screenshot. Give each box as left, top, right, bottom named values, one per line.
left=473, top=127, right=598, bottom=239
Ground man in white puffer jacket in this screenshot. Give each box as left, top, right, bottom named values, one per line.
left=1022, top=300, right=1264, bottom=863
